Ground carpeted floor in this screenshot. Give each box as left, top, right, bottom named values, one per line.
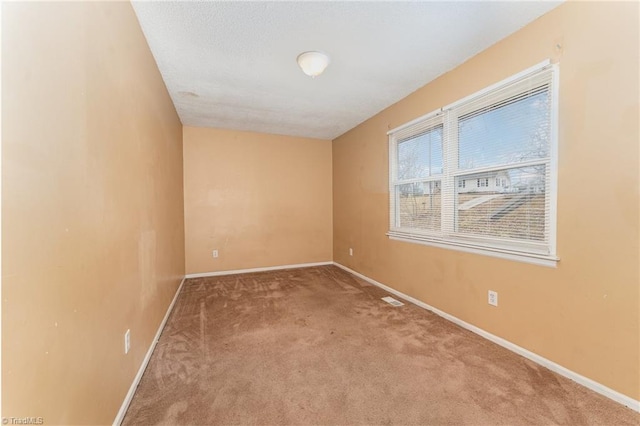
left=122, top=265, right=639, bottom=425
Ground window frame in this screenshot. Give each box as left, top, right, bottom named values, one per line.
left=387, top=60, right=559, bottom=267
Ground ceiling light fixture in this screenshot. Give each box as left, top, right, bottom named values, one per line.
left=296, top=51, right=330, bottom=78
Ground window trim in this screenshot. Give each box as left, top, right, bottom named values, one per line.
left=387, top=60, right=559, bottom=267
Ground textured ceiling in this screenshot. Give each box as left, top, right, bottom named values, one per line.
left=132, top=1, right=561, bottom=140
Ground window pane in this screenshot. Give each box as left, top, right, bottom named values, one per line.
left=397, top=181, right=441, bottom=232
left=397, top=126, right=443, bottom=180
left=455, top=166, right=546, bottom=242
left=458, top=89, right=550, bottom=170
left=431, top=133, right=443, bottom=175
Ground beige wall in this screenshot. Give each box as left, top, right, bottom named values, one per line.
left=2, top=1, right=637, bottom=422
left=2, top=2, right=185, bottom=424
left=333, top=1, right=639, bottom=400
left=183, top=126, right=332, bottom=274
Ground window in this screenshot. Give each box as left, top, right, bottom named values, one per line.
left=394, top=125, right=443, bottom=232
left=388, top=62, right=558, bottom=266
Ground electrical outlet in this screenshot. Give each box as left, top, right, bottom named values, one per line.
left=349, top=248, right=353, bottom=256
left=124, top=329, right=131, bottom=354
left=212, top=249, right=219, bottom=258
left=488, top=290, right=498, bottom=307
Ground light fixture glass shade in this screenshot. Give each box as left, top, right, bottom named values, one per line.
left=296, top=51, right=330, bottom=77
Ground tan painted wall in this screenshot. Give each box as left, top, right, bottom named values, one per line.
left=2, top=2, right=185, bottom=424
left=333, top=1, right=639, bottom=400
left=184, top=126, right=332, bottom=274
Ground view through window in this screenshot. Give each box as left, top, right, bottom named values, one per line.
left=388, top=63, right=558, bottom=264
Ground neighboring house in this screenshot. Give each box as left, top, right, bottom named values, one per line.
left=400, top=169, right=545, bottom=197
left=400, top=180, right=441, bottom=196
left=458, top=170, right=511, bottom=193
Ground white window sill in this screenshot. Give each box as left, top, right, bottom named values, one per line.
left=387, top=231, right=559, bottom=268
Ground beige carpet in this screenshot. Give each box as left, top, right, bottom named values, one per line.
left=122, top=265, right=639, bottom=425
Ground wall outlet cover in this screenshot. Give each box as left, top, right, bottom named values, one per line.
left=488, top=290, right=498, bottom=307
left=124, top=329, right=131, bottom=354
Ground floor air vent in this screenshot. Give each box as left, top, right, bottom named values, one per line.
left=381, top=296, right=404, bottom=307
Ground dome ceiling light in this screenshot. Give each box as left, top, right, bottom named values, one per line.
left=296, top=51, right=330, bottom=78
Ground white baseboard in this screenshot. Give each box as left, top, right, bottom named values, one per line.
left=333, top=262, right=640, bottom=413
left=184, top=261, right=333, bottom=279
left=112, top=276, right=187, bottom=426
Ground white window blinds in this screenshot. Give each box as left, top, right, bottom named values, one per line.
left=388, top=61, right=558, bottom=266
left=390, top=113, right=444, bottom=233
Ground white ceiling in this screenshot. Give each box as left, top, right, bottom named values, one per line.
left=132, top=1, right=561, bottom=140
